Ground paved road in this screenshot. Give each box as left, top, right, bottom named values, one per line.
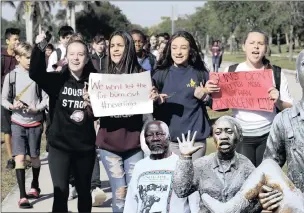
left=1, top=60, right=301, bottom=213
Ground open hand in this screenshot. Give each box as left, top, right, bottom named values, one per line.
left=35, top=31, right=46, bottom=44
left=177, top=130, right=204, bottom=156
left=258, top=185, right=283, bottom=211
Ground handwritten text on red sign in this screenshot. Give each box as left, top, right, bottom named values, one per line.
left=210, top=70, right=274, bottom=112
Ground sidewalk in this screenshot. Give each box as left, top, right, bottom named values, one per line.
left=1, top=152, right=113, bottom=213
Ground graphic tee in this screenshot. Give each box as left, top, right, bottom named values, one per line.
left=124, top=154, right=190, bottom=213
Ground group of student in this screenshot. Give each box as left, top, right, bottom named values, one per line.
left=1, top=24, right=296, bottom=213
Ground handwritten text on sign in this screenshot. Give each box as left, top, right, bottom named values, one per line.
left=210, top=70, right=274, bottom=112
left=88, top=72, right=153, bottom=117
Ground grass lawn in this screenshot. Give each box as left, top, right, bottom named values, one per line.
left=222, top=53, right=296, bottom=70
left=1, top=132, right=47, bottom=201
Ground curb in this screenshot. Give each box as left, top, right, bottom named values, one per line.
left=1, top=152, right=48, bottom=205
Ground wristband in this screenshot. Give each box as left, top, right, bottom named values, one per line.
left=180, top=155, right=192, bottom=160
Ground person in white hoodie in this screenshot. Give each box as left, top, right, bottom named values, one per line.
left=1, top=42, right=48, bottom=208
left=47, top=26, right=74, bottom=72
left=124, top=120, right=198, bottom=213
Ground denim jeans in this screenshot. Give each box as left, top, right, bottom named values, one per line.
left=91, top=150, right=101, bottom=190
left=97, top=148, right=143, bottom=213
left=212, top=55, right=220, bottom=72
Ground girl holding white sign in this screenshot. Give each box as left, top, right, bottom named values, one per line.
left=94, top=30, right=159, bottom=213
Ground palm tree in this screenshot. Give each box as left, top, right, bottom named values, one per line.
left=15, top=1, right=54, bottom=44
left=60, top=1, right=101, bottom=32
left=1, top=1, right=15, bottom=8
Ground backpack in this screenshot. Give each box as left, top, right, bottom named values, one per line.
left=228, top=63, right=282, bottom=112
left=8, top=71, right=46, bottom=121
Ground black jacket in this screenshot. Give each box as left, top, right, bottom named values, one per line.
left=91, top=52, right=108, bottom=73
left=29, top=45, right=97, bottom=152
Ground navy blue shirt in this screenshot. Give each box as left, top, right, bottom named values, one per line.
left=152, top=65, right=210, bottom=142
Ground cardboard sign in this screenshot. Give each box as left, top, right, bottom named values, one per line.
left=88, top=72, right=153, bottom=117
left=210, top=70, right=274, bottom=112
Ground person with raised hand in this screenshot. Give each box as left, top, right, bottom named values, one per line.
left=30, top=31, right=97, bottom=213
left=173, top=116, right=282, bottom=213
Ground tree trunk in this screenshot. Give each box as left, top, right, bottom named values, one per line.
left=285, top=33, right=289, bottom=45
left=66, top=6, right=71, bottom=26
left=269, top=33, right=273, bottom=45
left=38, top=24, right=42, bottom=34
left=277, top=33, right=281, bottom=54
left=71, top=5, right=76, bottom=32
left=206, top=34, right=209, bottom=54
left=288, top=25, right=293, bottom=61
left=229, top=32, right=233, bottom=53
left=24, top=3, right=33, bottom=44
left=295, top=34, right=299, bottom=48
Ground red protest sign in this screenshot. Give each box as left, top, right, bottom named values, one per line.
left=210, top=70, right=274, bottom=112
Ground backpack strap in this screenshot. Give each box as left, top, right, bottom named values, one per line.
left=228, top=63, right=239, bottom=72
left=8, top=71, right=16, bottom=103
left=36, top=84, right=43, bottom=102
left=272, top=65, right=281, bottom=92
left=56, top=48, right=62, bottom=62
left=148, top=54, right=155, bottom=71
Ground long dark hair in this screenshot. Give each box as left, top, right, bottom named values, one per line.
left=107, top=31, right=141, bottom=74
left=157, top=31, right=209, bottom=73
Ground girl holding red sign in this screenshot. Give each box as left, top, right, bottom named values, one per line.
left=223, top=29, right=293, bottom=167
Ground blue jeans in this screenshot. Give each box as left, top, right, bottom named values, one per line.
left=97, top=148, right=143, bottom=213
left=212, top=55, right=220, bottom=72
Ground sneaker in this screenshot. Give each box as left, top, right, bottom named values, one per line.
left=27, top=188, right=41, bottom=199
left=6, top=158, right=15, bottom=169
left=68, top=184, right=77, bottom=201
left=92, top=187, right=107, bottom=207
left=18, top=197, right=32, bottom=209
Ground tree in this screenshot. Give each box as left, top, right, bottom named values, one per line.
left=76, top=2, right=131, bottom=40
left=15, top=1, right=54, bottom=44
left=1, top=17, right=26, bottom=45
left=60, top=1, right=102, bottom=32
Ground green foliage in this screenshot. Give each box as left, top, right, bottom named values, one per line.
left=149, top=1, right=304, bottom=46
left=1, top=18, right=26, bottom=43
left=76, top=1, right=131, bottom=40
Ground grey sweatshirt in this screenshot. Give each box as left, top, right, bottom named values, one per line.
left=1, top=66, right=48, bottom=125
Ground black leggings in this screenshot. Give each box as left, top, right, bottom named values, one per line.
left=48, top=145, right=95, bottom=213
left=236, top=133, right=269, bottom=167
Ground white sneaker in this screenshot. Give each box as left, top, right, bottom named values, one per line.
left=68, top=184, right=77, bottom=201
left=92, top=187, right=107, bottom=207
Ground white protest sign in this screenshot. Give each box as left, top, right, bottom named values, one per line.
left=88, top=72, right=153, bottom=117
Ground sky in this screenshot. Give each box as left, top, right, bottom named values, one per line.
left=1, top=1, right=205, bottom=28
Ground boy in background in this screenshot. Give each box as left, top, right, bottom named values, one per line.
left=1, top=28, right=20, bottom=169
left=1, top=42, right=48, bottom=208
